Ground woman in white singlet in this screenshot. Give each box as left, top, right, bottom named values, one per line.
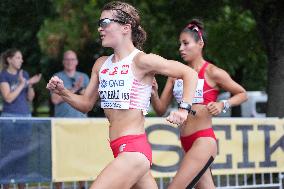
left=46, top=1, right=198, bottom=189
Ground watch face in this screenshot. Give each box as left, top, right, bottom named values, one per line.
left=179, top=102, right=190, bottom=109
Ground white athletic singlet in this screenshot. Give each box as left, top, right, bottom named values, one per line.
left=173, top=62, right=219, bottom=105
left=98, top=49, right=152, bottom=115
left=173, top=79, right=205, bottom=104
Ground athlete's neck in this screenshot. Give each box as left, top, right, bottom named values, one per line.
left=112, top=43, right=136, bottom=63
left=187, top=57, right=206, bottom=72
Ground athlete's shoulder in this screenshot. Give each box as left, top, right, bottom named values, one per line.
left=135, top=52, right=165, bottom=70
left=206, top=63, right=229, bottom=81
left=134, top=51, right=147, bottom=62
left=133, top=51, right=153, bottom=70
left=93, top=56, right=108, bottom=68
left=95, top=56, right=109, bottom=65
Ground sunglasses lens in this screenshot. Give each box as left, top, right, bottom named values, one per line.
left=98, top=18, right=111, bottom=28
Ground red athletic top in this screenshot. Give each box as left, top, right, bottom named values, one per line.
left=198, top=62, right=219, bottom=105
left=173, top=62, right=219, bottom=105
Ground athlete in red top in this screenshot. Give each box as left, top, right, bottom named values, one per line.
left=151, top=19, right=247, bottom=189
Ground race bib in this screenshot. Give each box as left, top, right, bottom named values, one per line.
left=192, top=79, right=204, bottom=104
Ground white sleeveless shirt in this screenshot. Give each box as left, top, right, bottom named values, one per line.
left=173, top=79, right=205, bottom=104
left=98, top=49, right=152, bottom=115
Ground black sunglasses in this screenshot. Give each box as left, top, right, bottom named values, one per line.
left=98, top=18, right=125, bottom=28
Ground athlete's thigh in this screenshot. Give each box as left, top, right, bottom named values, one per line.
left=131, top=170, right=158, bottom=189
left=168, top=137, right=217, bottom=189
left=195, top=169, right=215, bottom=189
left=90, top=152, right=150, bottom=189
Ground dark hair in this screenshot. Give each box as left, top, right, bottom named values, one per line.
left=102, top=1, right=147, bottom=50
left=182, top=19, right=206, bottom=44
left=0, top=48, right=20, bottom=70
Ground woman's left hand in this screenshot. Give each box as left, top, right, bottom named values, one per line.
left=166, top=109, right=188, bottom=126
left=207, top=101, right=223, bottom=116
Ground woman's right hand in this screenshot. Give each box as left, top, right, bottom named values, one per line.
left=46, top=76, right=65, bottom=94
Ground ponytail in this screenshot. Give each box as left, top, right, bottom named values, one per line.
left=132, top=25, right=147, bottom=50
left=186, top=19, right=204, bottom=31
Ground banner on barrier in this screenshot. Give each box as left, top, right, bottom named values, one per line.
left=0, top=118, right=51, bottom=184
left=52, top=118, right=284, bottom=181
left=146, top=118, right=284, bottom=177
left=52, top=118, right=112, bottom=181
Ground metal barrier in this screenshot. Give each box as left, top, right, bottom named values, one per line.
left=159, top=174, right=284, bottom=189
left=157, top=173, right=284, bottom=189
left=1, top=173, right=283, bottom=189
left=213, top=173, right=283, bottom=189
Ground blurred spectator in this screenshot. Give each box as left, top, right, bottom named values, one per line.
left=51, top=50, right=89, bottom=189
left=51, top=50, right=89, bottom=118
left=0, top=48, right=41, bottom=189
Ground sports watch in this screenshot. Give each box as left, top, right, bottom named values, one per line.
left=221, top=100, right=231, bottom=113
left=178, top=101, right=192, bottom=113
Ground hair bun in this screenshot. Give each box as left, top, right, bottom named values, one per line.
left=188, top=19, right=204, bottom=30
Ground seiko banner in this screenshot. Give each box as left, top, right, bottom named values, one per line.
left=51, top=118, right=284, bottom=181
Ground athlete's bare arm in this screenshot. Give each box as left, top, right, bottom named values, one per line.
left=206, top=65, right=247, bottom=115
left=135, top=53, right=198, bottom=104
left=151, top=77, right=174, bottom=116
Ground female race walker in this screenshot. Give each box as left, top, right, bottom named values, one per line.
left=151, top=19, right=248, bottom=189
left=47, top=2, right=198, bottom=189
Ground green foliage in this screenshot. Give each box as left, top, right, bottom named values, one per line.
left=0, top=0, right=51, bottom=73
left=1, top=0, right=268, bottom=116
left=131, top=0, right=267, bottom=93
left=38, top=0, right=102, bottom=78
left=0, top=0, right=53, bottom=116
left=37, top=0, right=106, bottom=116
left=205, top=5, right=267, bottom=90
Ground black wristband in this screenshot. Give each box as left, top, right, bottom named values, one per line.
left=178, top=101, right=192, bottom=112
left=178, top=101, right=196, bottom=115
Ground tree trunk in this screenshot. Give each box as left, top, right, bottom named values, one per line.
left=244, top=0, right=284, bottom=117
left=267, top=36, right=284, bottom=117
